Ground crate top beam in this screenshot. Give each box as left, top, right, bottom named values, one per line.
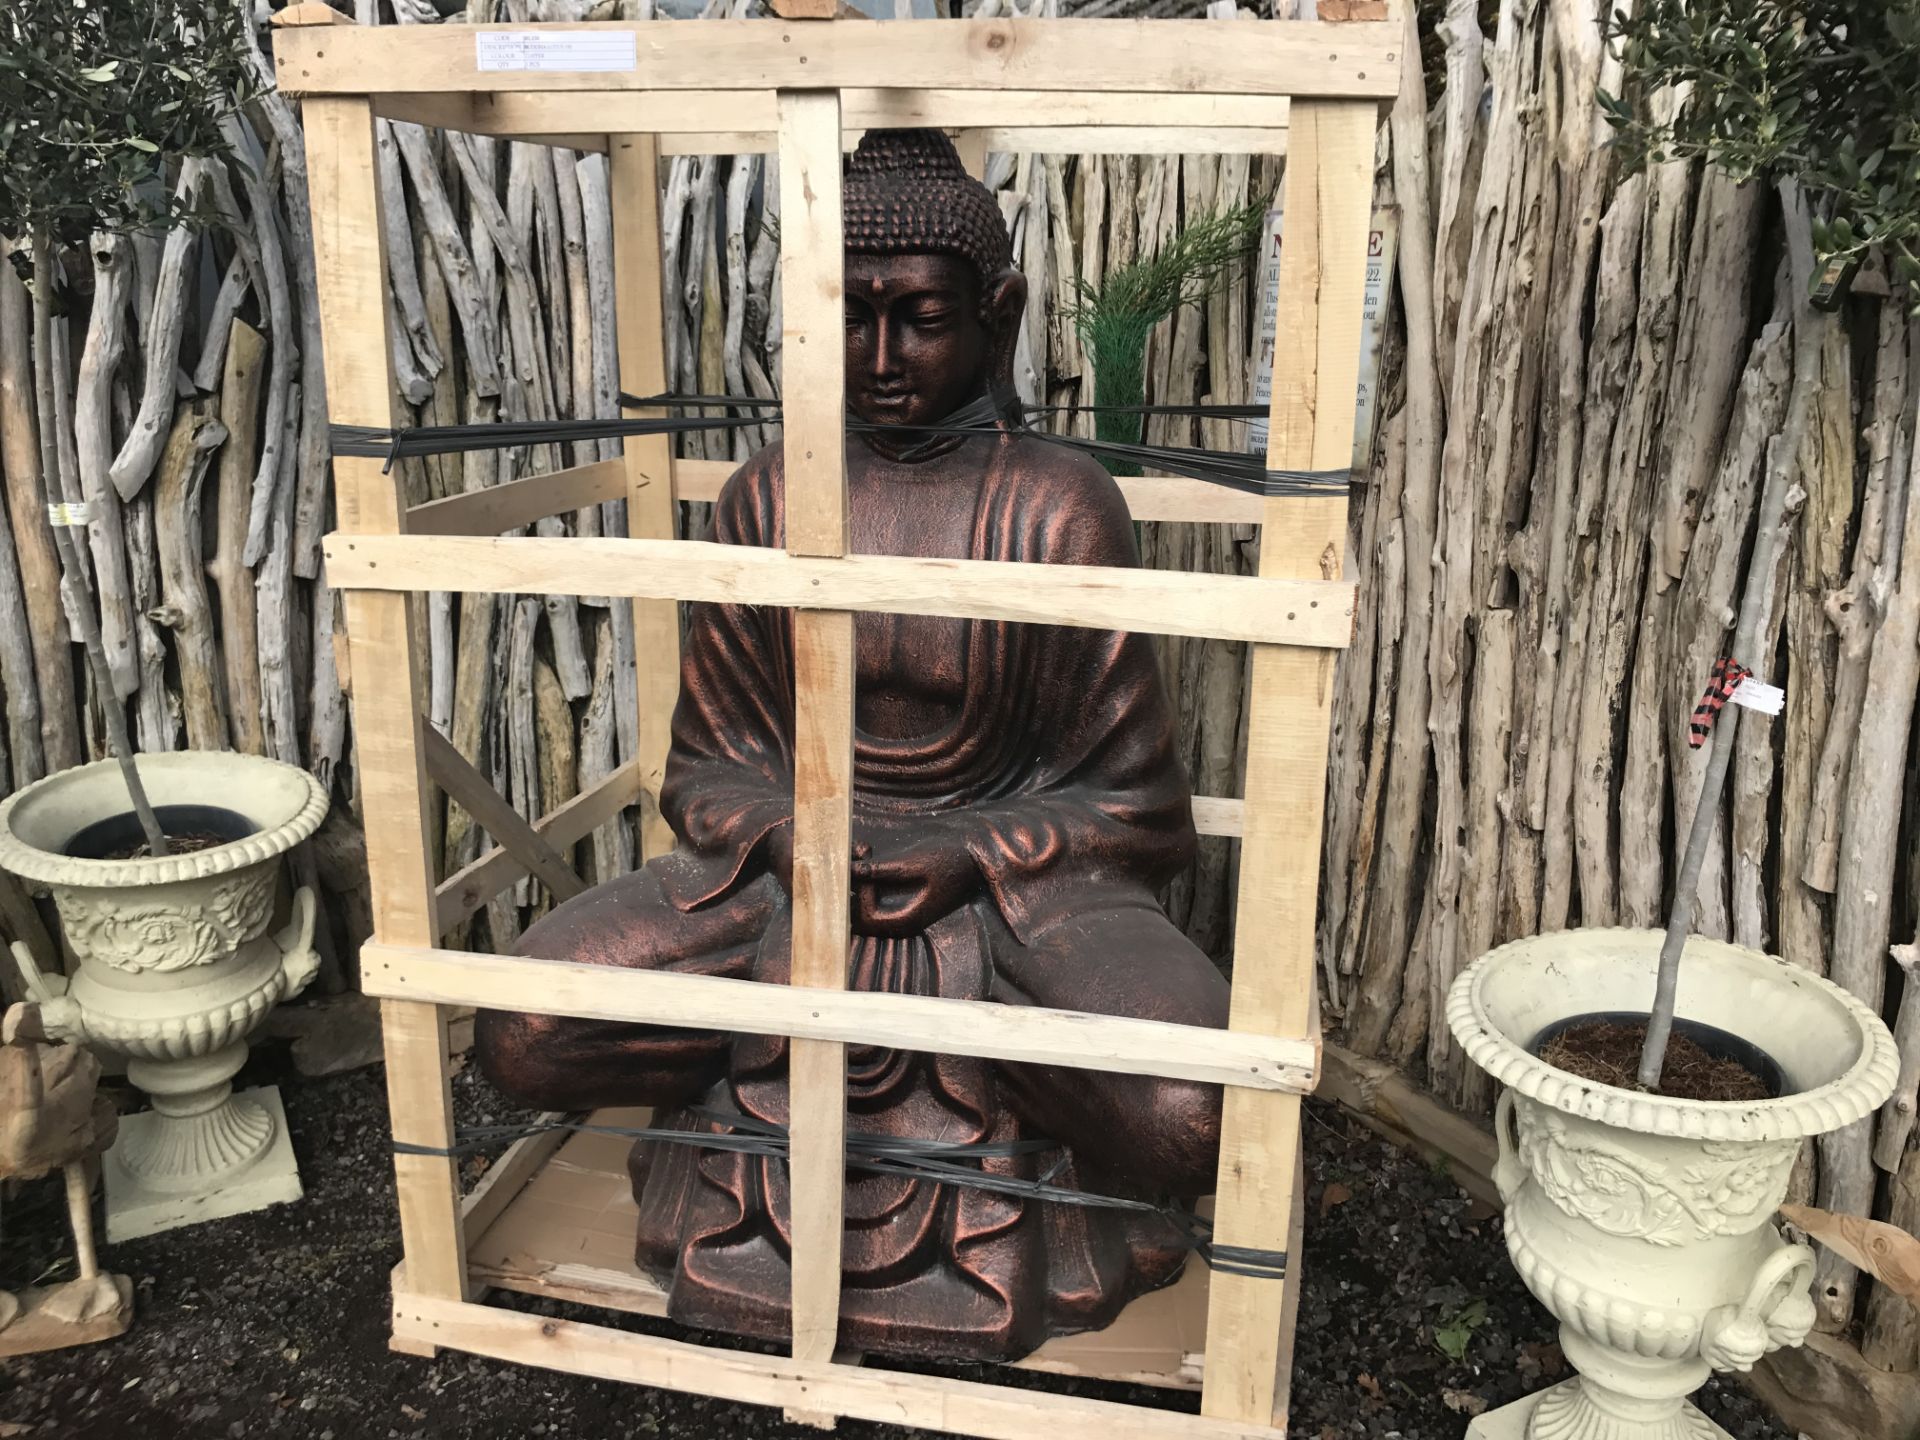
left=274, top=18, right=1399, bottom=101
left=370, top=88, right=1294, bottom=145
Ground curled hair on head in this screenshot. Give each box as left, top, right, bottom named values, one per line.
left=843, top=128, right=1016, bottom=321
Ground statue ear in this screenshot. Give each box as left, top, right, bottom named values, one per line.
left=986, top=269, right=1027, bottom=334
left=984, top=268, right=1027, bottom=398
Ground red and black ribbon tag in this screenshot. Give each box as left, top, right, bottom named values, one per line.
left=1689, top=658, right=1752, bottom=749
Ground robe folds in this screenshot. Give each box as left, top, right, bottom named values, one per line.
left=478, top=430, right=1231, bottom=1362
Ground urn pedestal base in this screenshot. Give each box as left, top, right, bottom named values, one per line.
left=1466, top=1381, right=1731, bottom=1440
left=104, top=1086, right=302, bottom=1241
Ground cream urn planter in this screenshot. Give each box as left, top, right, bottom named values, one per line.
left=1447, top=929, right=1898, bottom=1440
left=0, top=753, right=329, bottom=1241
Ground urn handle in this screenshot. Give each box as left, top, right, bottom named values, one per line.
left=1493, top=1089, right=1525, bottom=1204
left=1700, top=1242, right=1817, bottom=1372
left=272, top=887, right=321, bottom=999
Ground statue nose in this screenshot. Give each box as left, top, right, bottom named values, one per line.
left=870, top=318, right=902, bottom=379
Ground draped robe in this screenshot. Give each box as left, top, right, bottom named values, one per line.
left=477, top=428, right=1230, bottom=1362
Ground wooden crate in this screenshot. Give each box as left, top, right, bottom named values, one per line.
left=279, top=7, right=1391, bottom=1435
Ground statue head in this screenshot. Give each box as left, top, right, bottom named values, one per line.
left=842, top=129, right=1026, bottom=434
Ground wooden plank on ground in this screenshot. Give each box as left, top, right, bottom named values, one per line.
left=359, top=944, right=1317, bottom=1094
left=1199, top=98, right=1377, bottom=1426
left=421, top=727, right=587, bottom=906
left=277, top=21, right=1398, bottom=101
left=609, top=134, right=680, bottom=862
left=778, top=87, right=852, bottom=1376
left=302, top=91, right=467, bottom=1314
left=405, top=458, right=627, bottom=536
left=320, top=535, right=1357, bottom=650
left=1317, top=1043, right=1500, bottom=1210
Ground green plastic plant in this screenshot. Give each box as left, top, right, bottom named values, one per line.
left=1065, top=201, right=1266, bottom=476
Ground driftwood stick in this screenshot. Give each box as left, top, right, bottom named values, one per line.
left=152, top=402, right=229, bottom=752
left=107, top=162, right=206, bottom=502
left=228, top=122, right=296, bottom=571
left=1803, top=306, right=1911, bottom=893
left=1877, top=944, right=1920, bottom=1174
left=394, top=123, right=502, bottom=400
left=210, top=319, right=268, bottom=755
left=124, top=487, right=176, bottom=755
left=0, top=259, right=77, bottom=772
left=0, top=457, right=42, bottom=785
left=257, top=382, right=303, bottom=767
left=308, top=578, right=347, bottom=795
left=192, top=252, right=252, bottom=394
left=577, top=612, right=630, bottom=883
left=377, top=118, right=443, bottom=379
left=73, top=233, right=141, bottom=703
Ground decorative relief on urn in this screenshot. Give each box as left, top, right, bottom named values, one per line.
left=1516, top=1105, right=1801, bottom=1247
left=52, top=868, right=278, bottom=973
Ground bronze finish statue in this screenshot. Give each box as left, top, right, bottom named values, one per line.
left=477, top=129, right=1229, bottom=1363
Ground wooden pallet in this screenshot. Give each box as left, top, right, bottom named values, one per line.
left=281, top=6, right=1390, bottom=1435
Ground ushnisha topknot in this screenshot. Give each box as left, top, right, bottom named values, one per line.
left=843, top=128, right=1015, bottom=289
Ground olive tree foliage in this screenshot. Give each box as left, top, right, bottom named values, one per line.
left=1600, top=0, right=1920, bottom=307
left=0, top=0, right=262, bottom=254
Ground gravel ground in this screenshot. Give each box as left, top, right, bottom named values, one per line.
left=0, top=1049, right=1795, bottom=1440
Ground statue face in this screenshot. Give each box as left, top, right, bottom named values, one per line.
left=844, top=253, right=996, bottom=431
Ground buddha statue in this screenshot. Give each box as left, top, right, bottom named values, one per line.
left=476, top=128, right=1230, bottom=1364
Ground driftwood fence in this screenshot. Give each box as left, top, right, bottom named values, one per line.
left=3, top=0, right=1920, bottom=1408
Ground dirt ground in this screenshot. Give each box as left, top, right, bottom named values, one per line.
left=0, top=1050, right=1795, bottom=1440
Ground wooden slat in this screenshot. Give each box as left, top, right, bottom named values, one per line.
left=391, top=1294, right=1289, bottom=1440
left=656, top=126, right=1286, bottom=156
left=673, top=457, right=1270, bottom=525
left=435, top=760, right=645, bottom=935
left=358, top=944, right=1317, bottom=1095
left=457, top=1112, right=573, bottom=1237
left=1199, top=99, right=1377, bottom=1426
left=375, top=89, right=1292, bottom=139
left=320, top=535, right=1357, bottom=650
left=421, top=727, right=588, bottom=906
left=778, top=87, right=852, bottom=1373
left=609, top=134, right=680, bottom=862
left=278, top=22, right=1398, bottom=100
left=405, top=458, right=626, bottom=537
left=303, top=92, right=467, bottom=1310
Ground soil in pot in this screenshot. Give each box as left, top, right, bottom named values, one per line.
left=62, top=804, right=259, bottom=861
left=1533, top=1014, right=1774, bottom=1103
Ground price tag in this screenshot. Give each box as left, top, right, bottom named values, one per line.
left=475, top=31, right=638, bottom=73
left=45, top=502, right=92, bottom=527
left=1729, top=676, right=1785, bottom=716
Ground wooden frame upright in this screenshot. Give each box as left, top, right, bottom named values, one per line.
left=279, top=9, right=1393, bottom=1436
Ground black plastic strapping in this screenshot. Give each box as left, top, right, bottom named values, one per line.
left=395, top=1106, right=1287, bottom=1282
left=330, top=390, right=1351, bottom=502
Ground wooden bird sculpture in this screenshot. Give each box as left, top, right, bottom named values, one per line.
left=0, top=1033, right=133, bottom=1354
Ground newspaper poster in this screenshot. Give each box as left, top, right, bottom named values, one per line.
left=1247, top=205, right=1399, bottom=473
